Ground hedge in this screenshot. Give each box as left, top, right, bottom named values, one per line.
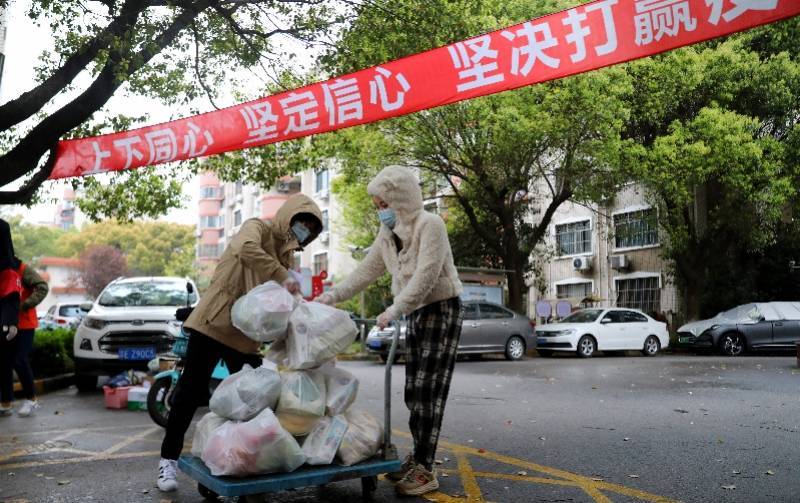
left=29, top=328, right=75, bottom=378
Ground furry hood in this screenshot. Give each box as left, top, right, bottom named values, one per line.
left=367, top=166, right=423, bottom=238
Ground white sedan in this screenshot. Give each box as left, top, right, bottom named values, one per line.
left=535, top=308, right=669, bottom=358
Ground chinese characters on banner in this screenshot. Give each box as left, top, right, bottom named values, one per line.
left=49, top=0, right=798, bottom=179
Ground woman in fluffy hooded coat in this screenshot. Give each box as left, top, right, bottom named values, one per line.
left=319, top=166, right=463, bottom=496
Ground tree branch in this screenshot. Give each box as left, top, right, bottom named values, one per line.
left=0, top=0, right=213, bottom=201
left=0, top=0, right=147, bottom=131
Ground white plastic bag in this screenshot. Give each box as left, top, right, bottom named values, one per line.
left=209, top=364, right=281, bottom=421
left=275, top=370, right=326, bottom=436
left=337, top=410, right=383, bottom=466
left=232, top=281, right=295, bottom=342
left=286, top=302, right=358, bottom=369
left=319, top=365, right=359, bottom=416
left=301, top=415, right=349, bottom=465
left=201, top=408, right=306, bottom=477
left=191, top=412, right=226, bottom=457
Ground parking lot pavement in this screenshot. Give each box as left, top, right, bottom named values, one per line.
left=1, top=354, right=798, bottom=502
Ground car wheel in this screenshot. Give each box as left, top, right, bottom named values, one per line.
left=577, top=336, right=596, bottom=358
left=537, top=349, right=554, bottom=357
left=720, top=332, right=745, bottom=356
left=642, top=336, right=660, bottom=356
left=504, top=336, right=526, bottom=361
left=75, top=374, right=97, bottom=392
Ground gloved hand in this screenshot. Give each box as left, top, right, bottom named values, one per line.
left=315, top=292, right=335, bottom=305
left=282, top=277, right=300, bottom=295
left=5, top=326, right=18, bottom=341
left=376, top=308, right=396, bottom=330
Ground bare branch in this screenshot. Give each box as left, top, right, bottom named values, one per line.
left=191, top=21, right=222, bottom=110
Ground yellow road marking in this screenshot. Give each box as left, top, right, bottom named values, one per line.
left=1, top=450, right=160, bottom=471
left=101, top=426, right=159, bottom=455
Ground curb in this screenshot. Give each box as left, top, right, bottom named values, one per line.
left=338, top=353, right=379, bottom=362
left=14, top=373, right=74, bottom=397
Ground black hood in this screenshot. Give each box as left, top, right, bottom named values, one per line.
left=0, top=219, right=19, bottom=270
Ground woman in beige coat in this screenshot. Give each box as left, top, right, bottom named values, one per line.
left=157, top=194, right=322, bottom=493
left=318, top=166, right=463, bottom=496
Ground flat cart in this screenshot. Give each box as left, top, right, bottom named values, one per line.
left=178, top=323, right=403, bottom=501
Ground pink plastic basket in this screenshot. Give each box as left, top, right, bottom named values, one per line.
left=103, top=386, right=131, bottom=409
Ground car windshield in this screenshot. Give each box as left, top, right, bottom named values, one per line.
left=559, top=309, right=603, bottom=323
left=715, top=304, right=759, bottom=323
left=99, top=281, right=197, bottom=307
left=59, top=305, right=83, bottom=317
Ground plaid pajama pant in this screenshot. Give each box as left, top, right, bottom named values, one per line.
left=404, top=296, right=463, bottom=469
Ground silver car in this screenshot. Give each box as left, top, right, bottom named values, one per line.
left=365, top=301, right=536, bottom=362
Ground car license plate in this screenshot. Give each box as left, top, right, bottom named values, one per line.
left=537, top=338, right=548, bottom=345
left=368, top=340, right=383, bottom=349
left=118, top=347, right=156, bottom=360
left=678, top=337, right=694, bottom=344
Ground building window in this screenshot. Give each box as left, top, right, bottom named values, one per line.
left=200, top=186, right=221, bottom=199
left=556, top=282, right=593, bottom=299
left=200, top=215, right=222, bottom=228
left=614, top=209, right=658, bottom=249
left=198, top=244, right=222, bottom=258
left=315, top=169, right=330, bottom=193
left=234, top=209, right=242, bottom=227
left=321, top=209, right=329, bottom=232
left=293, top=252, right=302, bottom=270
left=615, top=276, right=661, bottom=314
left=235, top=181, right=243, bottom=195
left=555, top=220, right=591, bottom=256
left=313, top=253, right=328, bottom=276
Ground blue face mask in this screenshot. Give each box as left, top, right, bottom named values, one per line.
left=377, top=208, right=397, bottom=229
left=291, top=222, right=311, bottom=244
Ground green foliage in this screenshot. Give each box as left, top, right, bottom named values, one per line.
left=4, top=215, right=65, bottom=263
left=334, top=273, right=393, bottom=319
left=31, top=328, right=75, bottom=378
left=58, top=220, right=196, bottom=278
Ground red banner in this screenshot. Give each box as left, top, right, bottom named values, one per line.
left=49, top=0, right=800, bottom=179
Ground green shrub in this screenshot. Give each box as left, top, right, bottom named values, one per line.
left=30, top=328, right=76, bottom=378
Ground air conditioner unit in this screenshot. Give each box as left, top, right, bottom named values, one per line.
left=611, top=254, right=629, bottom=270
left=573, top=256, right=593, bottom=271
left=320, top=231, right=330, bottom=244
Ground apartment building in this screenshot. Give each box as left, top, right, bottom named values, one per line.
left=195, top=166, right=357, bottom=288
left=529, top=183, right=678, bottom=321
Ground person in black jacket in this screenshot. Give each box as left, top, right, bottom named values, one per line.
left=0, top=219, right=22, bottom=416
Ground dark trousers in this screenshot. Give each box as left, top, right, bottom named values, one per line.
left=0, top=329, right=36, bottom=403
left=404, top=297, right=463, bottom=469
left=160, top=330, right=261, bottom=460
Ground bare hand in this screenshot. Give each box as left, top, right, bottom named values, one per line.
left=315, top=292, right=335, bottom=305
left=5, top=326, right=18, bottom=341
left=282, top=277, right=300, bottom=295
left=377, top=310, right=395, bottom=330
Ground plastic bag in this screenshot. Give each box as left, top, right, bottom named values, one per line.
left=191, top=412, right=226, bottom=457
left=337, top=410, right=383, bottom=466
left=209, top=364, right=281, bottom=421
left=231, top=281, right=295, bottom=342
left=319, top=365, right=359, bottom=416
left=286, top=302, right=358, bottom=369
left=275, top=370, right=326, bottom=436
left=302, top=415, right=349, bottom=465
left=201, top=408, right=306, bottom=477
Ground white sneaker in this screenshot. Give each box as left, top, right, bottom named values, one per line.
left=157, top=458, right=179, bottom=492
left=0, top=404, right=12, bottom=416
left=17, top=400, right=40, bottom=417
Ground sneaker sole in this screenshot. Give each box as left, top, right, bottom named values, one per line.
left=396, top=479, right=439, bottom=496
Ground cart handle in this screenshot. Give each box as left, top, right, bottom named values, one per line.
left=383, top=317, right=401, bottom=458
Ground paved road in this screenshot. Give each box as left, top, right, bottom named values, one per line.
left=1, top=354, right=798, bottom=502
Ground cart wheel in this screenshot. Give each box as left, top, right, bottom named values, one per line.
left=361, top=475, right=378, bottom=500
left=197, top=483, right=219, bottom=501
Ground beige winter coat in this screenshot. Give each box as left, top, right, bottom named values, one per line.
left=184, top=194, right=322, bottom=353
left=328, top=166, right=462, bottom=317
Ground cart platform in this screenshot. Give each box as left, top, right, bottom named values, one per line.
left=179, top=454, right=401, bottom=498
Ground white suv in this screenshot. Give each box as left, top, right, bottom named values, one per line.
left=73, top=276, right=198, bottom=391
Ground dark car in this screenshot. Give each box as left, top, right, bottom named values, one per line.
left=677, top=302, right=800, bottom=356
left=365, top=301, right=536, bottom=362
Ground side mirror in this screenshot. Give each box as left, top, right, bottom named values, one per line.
left=186, top=282, right=195, bottom=294
left=601, top=317, right=612, bottom=324
left=80, top=302, right=94, bottom=312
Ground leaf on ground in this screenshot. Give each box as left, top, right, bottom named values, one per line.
left=539, top=436, right=546, bottom=441
left=732, top=470, right=741, bottom=474
left=765, top=470, right=775, bottom=475
left=623, top=437, right=630, bottom=441
left=674, top=409, right=689, bottom=414
left=435, top=459, right=444, bottom=465
left=517, top=471, right=528, bottom=476
left=628, top=474, right=639, bottom=478
left=722, top=485, right=736, bottom=490
left=57, top=480, right=70, bottom=486
left=591, top=477, right=604, bottom=482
